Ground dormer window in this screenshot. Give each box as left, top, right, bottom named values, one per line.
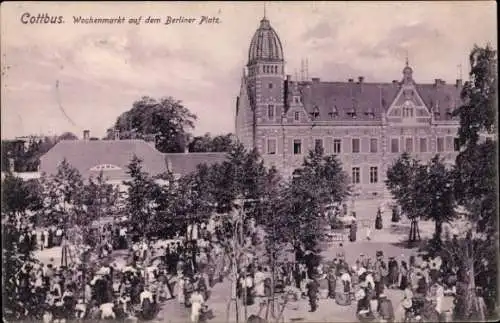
left=310, top=106, right=320, bottom=119
left=329, top=106, right=339, bottom=119
left=365, top=108, right=375, bottom=119
left=433, top=101, right=441, bottom=119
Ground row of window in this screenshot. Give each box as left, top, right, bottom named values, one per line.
left=266, top=136, right=460, bottom=155
left=263, top=65, right=279, bottom=74
left=352, top=166, right=379, bottom=184
left=390, top=136, right=460, bottom=153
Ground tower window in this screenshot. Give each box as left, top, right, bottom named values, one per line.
left=352, top=138, right=360, bottom=153
left=294, top=111, right=300, bottom=121
left=370, top=167, right=378, bottom=184
left=391, top=138, right=399, bottom=153
left=445, top=136, right=454, bottom=151
left=267, top=105, right=275, bottom=119
left=420, top=138, right=427, bottom=153
left=370, top=138, right=378, bottom=153
left=453, top=137, right=461, bottom=151
left=352, top=167, right=360, bottom=184
left=436, top=137, right=444, bottom=153
left=405, top=137, right=413, bottom=153
left=293, top=139, right=302, bottom=155
left=269, top=83, right=273, bottom=89
left=267, top=139, right=277, bottom=155
left=333, top=139, right=341, bottom=154
left=314, top=139, right=323, bottom=151
left=437, top=137, right=444, bottom=152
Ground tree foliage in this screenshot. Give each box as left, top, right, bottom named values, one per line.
left=123, top=155, right=160, bottom=238
left=449, top=44, right=498, bottom=320
left=188, top=133, right=234, bottom=152
left=454, top=44, right=497, bottom=147
left=385, top=153, right=457, bottom=243
left=38, top=159, right=86, bottom=227
left=264, top=147, right=350, bottom=252
left=106, top=96, right=197, bottom=153
left=1, top=173, right=43, bottom=223
left=82, top=171, right=121, bottom=224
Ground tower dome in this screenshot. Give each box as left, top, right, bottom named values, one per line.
left=248, top=17, right=284, bottom=65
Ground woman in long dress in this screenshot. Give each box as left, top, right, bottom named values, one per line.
left=190, top=289, right=205, bottom=323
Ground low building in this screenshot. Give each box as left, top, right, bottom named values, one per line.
left=39, top=131, right=227, bottom=189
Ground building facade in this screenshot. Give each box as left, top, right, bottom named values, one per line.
left=235, top=16, right=462, bottom=199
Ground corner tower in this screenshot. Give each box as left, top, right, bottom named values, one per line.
left=246, top=16, right=285, bottom=131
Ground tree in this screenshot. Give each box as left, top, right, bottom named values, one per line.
left=83, top=171, right=120, bottom=225
left=454, top=44, right=497, bottom=148
left=188, top=133, right=234, bottom=152
left=106, top=96, right=197, bottom=153
left=268, top=146, right=350, bottom=253
left=418, top=155, right=457, bottom=249
left=450, top=44, right=498, bottom=320
left=123, top=155, right=160, bottom=238
left=386, top=153, right=427, bottom=242
left=57, top=132, right=79, bottom=141
left=38, top=159, right=86, bottom=227
left=2, top=220, right=39, bottom=321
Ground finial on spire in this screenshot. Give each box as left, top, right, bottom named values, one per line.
left=458, top=63, right=463, bottom=79
left=405, top=50, right=409, bottom=67
left=263, top=2, right=267, bottom=19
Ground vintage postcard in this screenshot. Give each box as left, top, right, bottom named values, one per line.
left=1, top=1, right=498, bottom=322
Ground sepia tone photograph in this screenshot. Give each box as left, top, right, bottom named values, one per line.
left=1, top=1, right=498, bottom=322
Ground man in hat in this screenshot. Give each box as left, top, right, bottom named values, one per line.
left=387, top=257, right=399, bottom=289
left=377, top=293, right=395, bottom=323
left=374, top=251, right=388, bottom=297
left=306, top=276, right=320, bottom=312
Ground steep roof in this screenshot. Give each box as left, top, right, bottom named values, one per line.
left=295, top=80, right=462, bottom=123
left=165, top=152, right=228, bottom=176
left=39, top=140, right=167, bottom=178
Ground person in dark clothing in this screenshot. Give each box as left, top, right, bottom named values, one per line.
left=349, top=220, right=357, bottom=242
left=387, top=257, right=399, bottom=288
left=306, top=278, right=319, bottom=312
left=377, top=294, right=395, bottom=323
left=399, top=261, right=409, bottom=290
left=375, top=208, right=383, bottom=230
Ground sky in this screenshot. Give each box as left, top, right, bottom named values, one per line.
left=1, top=1, right=497, bottom=140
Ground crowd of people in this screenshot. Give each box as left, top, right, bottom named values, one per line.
left=3, top=205, right=496, bottom=323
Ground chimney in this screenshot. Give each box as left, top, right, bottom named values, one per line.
left=358, top=76, right=364, bottom=83
left=312, top=77, right=320, bottom=83
left=392, top=80, right=398, bottom=85
left=286, top=74, right=292, bottom=81
left=114, top=129, right=120, bottom=140
left=455, top=79, right=463, bottom=88
left=348, top=78, right=354, bottom=83
left=83, top=130, right=90, bottom=140
left=434, top=79, right=440, bottom=87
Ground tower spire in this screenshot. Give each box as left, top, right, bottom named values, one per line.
left=405, top=50, right=409, bottom=67
left=263, top=2, right=266, bottom=19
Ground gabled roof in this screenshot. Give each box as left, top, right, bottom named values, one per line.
left=165, top=153, right=228, bottom=176
left=39, top=140, right=167, bottom=178
left=294, top=80, right=461, bottom=123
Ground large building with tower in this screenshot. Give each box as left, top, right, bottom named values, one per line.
left=235, top=15, right=462, bottom=199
